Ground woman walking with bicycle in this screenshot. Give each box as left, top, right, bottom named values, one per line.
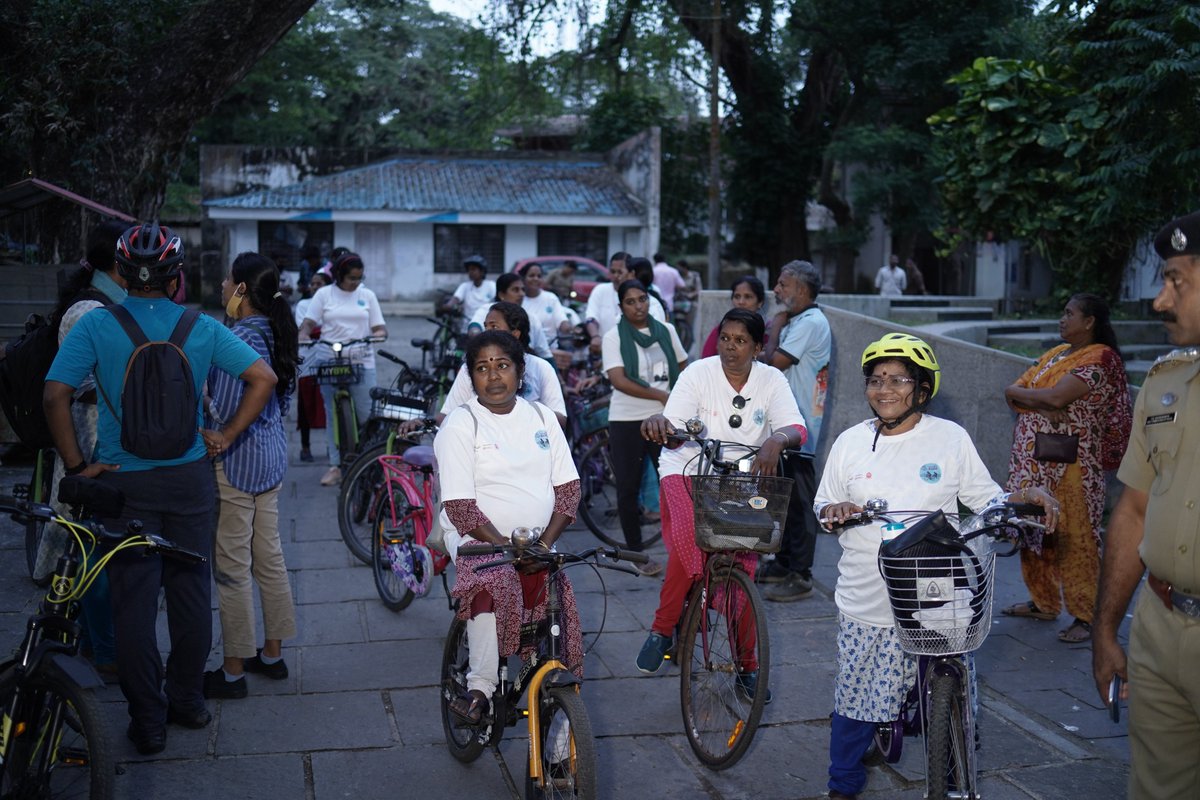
left=603, top=279, right=688, bottom=576
left=815, top=333, right=1058, bottom=800
left=201, top=252, right=300, bottom=700
left=298, top=252, right=387, bottom=486
left=433, top=330, right=582, bottom=726
left=636, top=309, right=806, bottom=678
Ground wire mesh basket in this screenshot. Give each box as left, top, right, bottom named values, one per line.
left=690, top=474, right=792, bottom=554
left=370, top=391, right=427, bottom=422
left=878, top=547, right=996, bottom=656
left=314, top=360, right=363, bottom=386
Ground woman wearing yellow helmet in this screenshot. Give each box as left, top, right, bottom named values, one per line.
left=814, top=332, right=1058, bottom=799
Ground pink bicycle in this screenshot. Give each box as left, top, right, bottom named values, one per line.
left=371, top=423, right=453, bottom=611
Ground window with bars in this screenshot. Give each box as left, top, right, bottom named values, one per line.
left=433, top=224, right=505, bottom=274
left=536, top=226, right=608, bottom=263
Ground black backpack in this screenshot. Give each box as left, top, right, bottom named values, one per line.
left=97, top=305, right=201, bottom=461
left=0, top=287, right=113, bottom=449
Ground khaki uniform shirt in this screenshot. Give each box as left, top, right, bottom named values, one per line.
left=1118, top=347, right=1200, bottom=594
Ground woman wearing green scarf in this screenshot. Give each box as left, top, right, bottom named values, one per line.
left=602, top=279, right=689, bottom=576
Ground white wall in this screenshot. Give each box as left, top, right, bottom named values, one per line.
left=229, top=220, right=257, bottom=258
left=506, top=225, right=537, bottom=270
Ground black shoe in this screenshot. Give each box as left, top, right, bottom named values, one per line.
left=243, top=649, right=289, bottom=680
left=167, top=703, right=213, bottom=728
left=203, top=668, right=248, bottom=699
left=126, top=723, right=166, bottom=755
left=756, top=561, right=794, bottom=584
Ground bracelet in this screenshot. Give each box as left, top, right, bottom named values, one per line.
left=772, top=431, right=789, bottom=445
left=64, top=461, right=87, bottom=476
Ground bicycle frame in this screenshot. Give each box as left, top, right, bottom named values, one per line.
left=377, top=453, right=450, bottom=577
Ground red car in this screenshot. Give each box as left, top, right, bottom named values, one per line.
left=511, top=256, right=608, bottom=302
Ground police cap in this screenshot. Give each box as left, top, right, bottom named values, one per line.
left=1154, top=211, right=1200, bottom=259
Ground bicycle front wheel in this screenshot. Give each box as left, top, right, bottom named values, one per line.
left=525, top=686, right=597, bottom=800
left=338, top=441, right=394, bottom=564
left=678, top=566, right=769, bottom=770
left=440, top=618, right=488, bottom=763
left=371, top=497, right=416, bottom=612
left=925, top=670, right=971, bottom=800
left=575, top=438, right=661, bottom=549
left=0, top=664, right=114, bottom=800
left=334, top=394, right=358, bottom=467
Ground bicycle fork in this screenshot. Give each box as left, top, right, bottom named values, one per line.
left=919, top=656, right=978, bottom=799
left=521, top=659, right=579, bottom=788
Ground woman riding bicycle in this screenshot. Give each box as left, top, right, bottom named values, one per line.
left=297, top=252, right=388, bottom=486
left=433, top=330, right=582, bottom=726
left=636, top=309, right=806, bottom=682
left=815, top=332, right=1059, bottom=800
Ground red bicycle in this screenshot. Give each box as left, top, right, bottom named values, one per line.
left=370, top=422, right=453, bottom=611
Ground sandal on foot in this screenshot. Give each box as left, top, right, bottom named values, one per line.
left=1001, top=601, right=1056, bottom=621
left=1058, top=620, right=1091, bottom=643
left=449, top=689, right=489, bottom=725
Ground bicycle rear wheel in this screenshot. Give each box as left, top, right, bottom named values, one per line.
left=338, top=441, right=394, bottom=564
left=0, top=663, right=114, bottom=800
left=678, top=566, right=768, bottom=770
left=575, top=437, right=661, bottom=549
left=524, top=686, right=597, bottom=800
left=440, top=618, right=488, bottom=763
left=925, top=670, right=971, bottom=800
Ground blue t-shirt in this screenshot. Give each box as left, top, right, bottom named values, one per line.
left=47, top=297, right=261, bottom=472
left=777, top=305, right=832, bottom=455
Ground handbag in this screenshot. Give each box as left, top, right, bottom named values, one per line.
left=1033, top=431, right=1079, bottom=463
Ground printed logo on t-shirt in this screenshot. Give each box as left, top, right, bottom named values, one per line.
left=357, top=299, right=366, bottom=306
left=753, top=408, right=765, bottom=426
left=919, top=463, right=942, bottom=484
left=534, top=429, right=550, bottom=450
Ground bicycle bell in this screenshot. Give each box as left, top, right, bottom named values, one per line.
left=685, top=417, right=704, bottom=435
left=864, top=498, right=889, bottom=514
left=511, top=526, right=542, bottom=550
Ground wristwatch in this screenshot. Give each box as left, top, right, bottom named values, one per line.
left=64, top=461, right=87, bottom=476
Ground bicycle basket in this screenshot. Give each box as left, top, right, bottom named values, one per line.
left=690, top=474, right=792, bottom=554
left=577, top=404, right=609, bottom=437
left=370, top=389, right=427, bottom=422
left=877, top=511, right=994, bottom=656
left=314, top=360, right=363, bottom=386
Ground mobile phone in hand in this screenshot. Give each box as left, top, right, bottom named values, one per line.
left=1107, top=675, right=1124, bottom=723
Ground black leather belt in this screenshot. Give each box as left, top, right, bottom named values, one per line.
left=1148, top=573, right=1200, bottom=619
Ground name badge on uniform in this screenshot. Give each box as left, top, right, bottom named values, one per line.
left=1146, top=412, right=1176, bottom=426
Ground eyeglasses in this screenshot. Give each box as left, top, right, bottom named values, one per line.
left=729, top=394, right=749, bottom=428
left=865, top=376, right=916, bottom=391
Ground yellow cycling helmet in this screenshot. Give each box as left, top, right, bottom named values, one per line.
left=861, top=332, right=941, bottom=398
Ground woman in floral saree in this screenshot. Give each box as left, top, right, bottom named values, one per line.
left=1002, top=293, right=1132, bottom=643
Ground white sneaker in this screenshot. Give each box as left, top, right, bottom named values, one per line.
left=320, top=466, right=342, bottom=486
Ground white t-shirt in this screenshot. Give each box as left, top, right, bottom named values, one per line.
left=453, top=279, right=497, bottom=321
left=522, top=292, right=571, bottom=348
left=439, top=355, right=566, bottom=419
left=434, top=397, right=577, bottom=558
left=303, top=284, right=386, bottom=369
left=814, top=415, right=1003, bottom=627
left=657, top=357, right=806, bottom=477
left=468, top=305, right=552, bottom=358
left=585, top=282, right=667, bottom=336
left=875, top=265, right=906, bottom=297
left=601, top=323, right=687, bottom=422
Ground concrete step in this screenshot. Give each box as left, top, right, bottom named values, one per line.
left=891, top=306, right=994, bottom=324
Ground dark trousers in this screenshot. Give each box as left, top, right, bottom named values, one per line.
left=829, top=712, right=876, bottom=795
left=99, top=458, right=215, bottom=733
left=777, top=451, right=818, bottom=576
left=608, top=420, right=660, bottom=552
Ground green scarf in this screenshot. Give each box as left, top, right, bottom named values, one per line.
left=617, top=316, right=680, bottom=389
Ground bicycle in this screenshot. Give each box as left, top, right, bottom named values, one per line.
left=662, top=418, right=793, bottom=769
left=16, top=447, right=56, bottom=586
left=439, top=532, right=649, bottom=798
left=300, top=335, right=384, bottom=469
left=832, top=497, right=1045, bottom=800
left=369, top=421, right=452, bottom=611
left=0, top=477, right=205, bottom=799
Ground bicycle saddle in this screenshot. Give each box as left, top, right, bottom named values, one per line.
left=410, top=338, right=435, bottom=350
left=403, top=446, right=435, bottom=468
left=58, top=475, right=124, bottom=517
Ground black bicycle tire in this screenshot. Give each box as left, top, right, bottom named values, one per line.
left=0, top=663, right=114, bottom=800
left=678, top=567, right=769, bottom=770
left=335, top=394, right=357, bottom=467
left=524, top=686, right=597, bottom=799
left=338, top=441, right=395, bottom=564
left=925, top=670, right=969, bottom=800
left=575, top=438, right=661, bottom=549
left=440, top=618, right=488, bottom=763
left=371, top=493, right=416, bottom=612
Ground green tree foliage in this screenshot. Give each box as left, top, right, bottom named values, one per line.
left=932, top=2, right=1200, bottom=298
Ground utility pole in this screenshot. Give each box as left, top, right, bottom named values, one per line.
left=706, top=0, right=721, bottom=290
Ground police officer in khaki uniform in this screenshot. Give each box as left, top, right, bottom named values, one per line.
left=1093, top=210, right=1200, bottom=799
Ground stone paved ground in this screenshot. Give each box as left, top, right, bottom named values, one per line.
left=0, top=314, right=1133, bottom=799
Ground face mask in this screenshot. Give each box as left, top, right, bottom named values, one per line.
left=225, top=284, right=246, bottom=318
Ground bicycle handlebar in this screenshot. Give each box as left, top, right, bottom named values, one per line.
left=457, top=541, right=649, bottom=567
left=299, top=336, right=385, bottom=348
left=823, top=499, right=1046, bottom=533
left=0, top=495, right=206, bottom=565
left=376, top=350, right=407, bottom=366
